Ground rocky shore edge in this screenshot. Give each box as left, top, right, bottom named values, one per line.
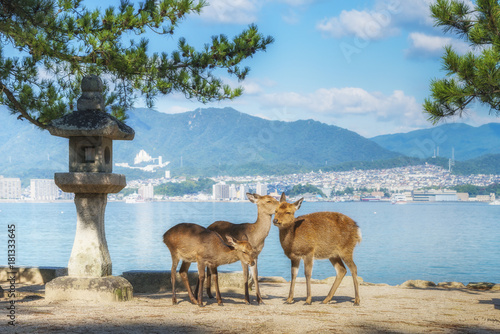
left=1, top=266, right=499, bottom=300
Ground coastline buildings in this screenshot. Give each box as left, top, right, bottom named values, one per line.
left=3, top=163, right=500, bottom=202
left=30, top=179, right=60, bottom=201
left=213, top=182, right=229, bottom=200
left=239, top=184, right=250, bottom=200
left=256, top=182, right=268, bottom=196
left=0, top=176, right=21, bottom=199
left=412, top=189, right=458, bottom=202
left=138, top=183, right=154, bottom=200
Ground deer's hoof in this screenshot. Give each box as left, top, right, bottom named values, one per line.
left=285, top=299, right=294, bottom=304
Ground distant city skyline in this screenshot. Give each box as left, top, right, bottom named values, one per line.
left=2, top=162, right=499, bottom=202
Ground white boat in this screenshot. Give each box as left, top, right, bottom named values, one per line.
left=489, top=200, right=500, bottom=205
left=124, top=194, right=145, bottom=203
left=391, top=194, right=407, bottom=204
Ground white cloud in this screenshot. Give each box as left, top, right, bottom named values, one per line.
left=388, top=0, right=434, bottom=27
left=260, top=87, right=429, bottom=133
left=315, top=0, right=476, bottom=41
left=199, top=0, right=260, bottom=24
left=317, top=9, right=399, bottom=40
left=405, top=32, right=471, bottom=58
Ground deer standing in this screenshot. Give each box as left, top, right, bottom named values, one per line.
left=202, top=193, right=279, bottom=304
left=273, top=193, right=362, bottom=305
left=163, top=222, right=257, bottom=306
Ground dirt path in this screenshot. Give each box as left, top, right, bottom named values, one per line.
left=4, top=281, right=500, bottom=333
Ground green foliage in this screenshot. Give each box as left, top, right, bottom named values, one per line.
left=452, top=183, right=500, bottom=196
left=154, top=178, right=215, bottom=196
left=287, top=184, right=326, bottom=198
left=424, top=0, right=500, bottom=123
left=120, top=187, right=138, bottom=197
left=452, top=153, right=500, bottom=174
left=0, top=0, right=273, bottom=128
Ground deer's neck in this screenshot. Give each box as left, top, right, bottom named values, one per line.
left=252, top=210, right=273, bottom=240
left=278, top=225, right=295, bottom=256
left=217, top=247, right=240, bottom=265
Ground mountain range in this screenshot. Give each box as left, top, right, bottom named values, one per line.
left=371, top=123, right=500, bottom=161
left=0, top=106, right=499, bottom=180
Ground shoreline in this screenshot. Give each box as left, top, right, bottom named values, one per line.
left=0, top=198, right=496, bottom=204
left=3, top=277, right=500, bottom=333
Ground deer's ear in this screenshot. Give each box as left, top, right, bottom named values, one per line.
left=294, top=198, right=304, bottom=210
left=225, top=235, right=237, bottom=247
left=247, top=193, right=259, bottom=203
left=280, top=192, right=286, bottom=202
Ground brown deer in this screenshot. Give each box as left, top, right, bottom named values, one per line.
left=273, top=193, right=362, bottom=305
left=202, top=193, right=280, bottom=304
left=163, top=222, right=257, bottom=306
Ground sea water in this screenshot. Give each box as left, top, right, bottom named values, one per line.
left=1, top=201, right=499, bottom=286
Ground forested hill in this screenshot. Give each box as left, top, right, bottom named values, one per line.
left=2, top=106, right=498, bottom=179
left=119, top=107, right=399, bottom=171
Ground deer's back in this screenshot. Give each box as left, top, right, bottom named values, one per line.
left=285, top=212, right=361, bottom=259
left=163, top=223, right=227, bottom=263
left=208, top=220, right=255, bottom=242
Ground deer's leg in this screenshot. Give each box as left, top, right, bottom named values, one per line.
left=194, top=267, right=213, bottom=299
left=171, top=257, right=179, bottom=305
left=211, top=267, right=223, bottom=306
left=286, top=258, right=300, bottom=304
left=196, top=262, right=205, bottom=307
left=242, top=262, right=251, bottom=304
left=206, top=266, right=214, bottom=299
left=323, top=256, right=347, bottom=304
left=304, top=254, right=314, bottom=305
left=251, top=259, right=264, bottom=305
left=179, top=261, right=197, bottom=304
left=343, top=256, right=360, bottom=306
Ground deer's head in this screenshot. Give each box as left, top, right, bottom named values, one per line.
left=247, top=193, right=280, bottom=216
left=273, top=193, right=303, bottom=229
left=226, top=235, right=257, bottom=266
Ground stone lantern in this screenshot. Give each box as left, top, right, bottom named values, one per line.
left=45, top=75, right=135, bottom=302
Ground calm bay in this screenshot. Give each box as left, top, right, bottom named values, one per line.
left=1, top=200, right=499, bottom=286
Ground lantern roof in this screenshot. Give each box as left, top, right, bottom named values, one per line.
left=48, top=75, right=134, bottom=140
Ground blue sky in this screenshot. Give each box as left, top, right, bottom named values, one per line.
left=76, top=1, right=500, bottom=136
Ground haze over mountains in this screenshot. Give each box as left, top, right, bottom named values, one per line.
left=0, top=106, right=499, bottom=180
left=371, top=123, right=500, bottom=161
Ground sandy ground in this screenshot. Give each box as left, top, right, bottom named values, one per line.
left=3, top=279, right=500, bottom=333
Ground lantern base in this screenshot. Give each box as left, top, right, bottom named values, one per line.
left=45, top=276, right=133, bottom=302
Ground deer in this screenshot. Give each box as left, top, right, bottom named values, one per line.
left=273, top=193, right=362, bottom=306
left=163, top=222, right=257, bottom=306
left=199, top=193, right=280, bottom=304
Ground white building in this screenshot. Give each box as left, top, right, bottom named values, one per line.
left=239, top=184, right=250, bottom=200
left=412, top=189, right=458, bottom=202
left=213, top=182, right=229, bottom=200
left=229, top=184, right=238, bottom=199
left=30, top=179, right=59, bottom=201
left=0, top=176, right=21, bottom=199
left=256, top=182, right=268, bottom=196
left=139, top=183, right=154, bottom=200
